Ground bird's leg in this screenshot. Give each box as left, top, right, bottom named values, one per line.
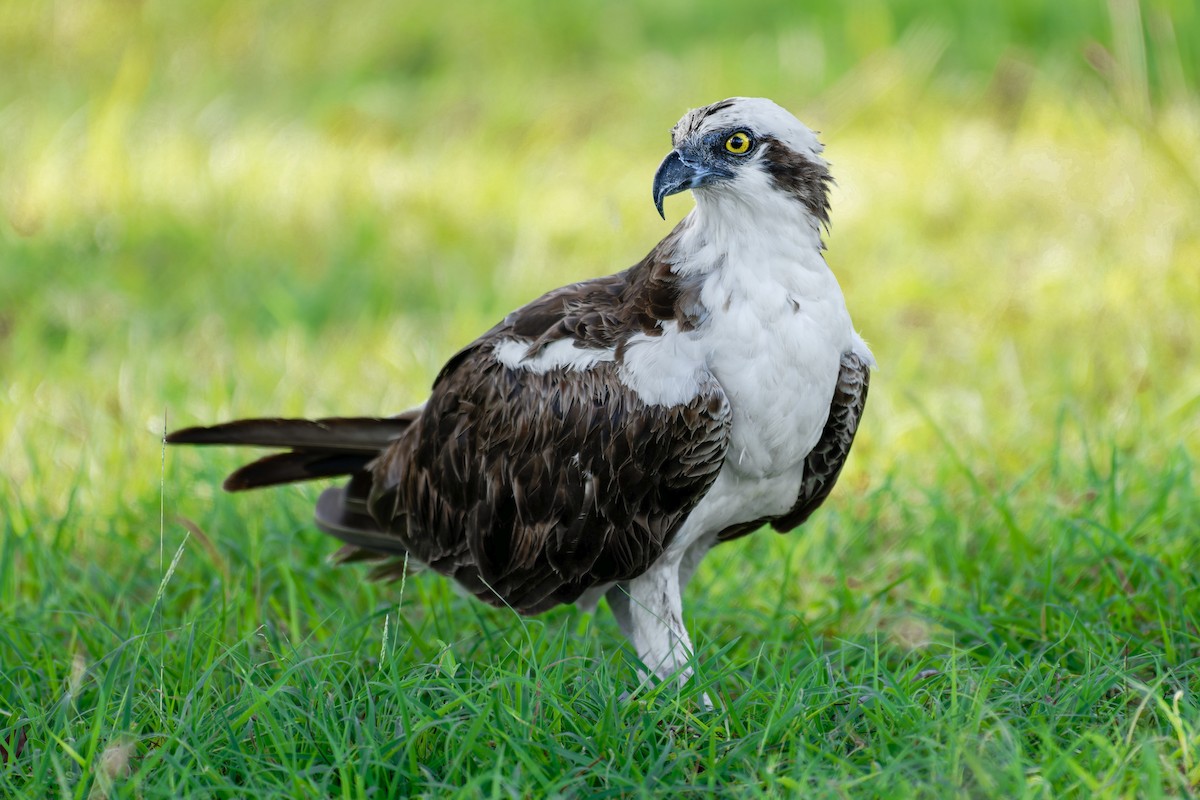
left=607, top=563, right=709, bottom=706
left=676, top=532, right=717, bottom=593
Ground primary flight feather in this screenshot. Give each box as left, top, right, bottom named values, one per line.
left=169, top=97, right=874, bottom=690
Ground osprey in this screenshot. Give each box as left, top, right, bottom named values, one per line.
left=169, top=97, right=874, bottom=691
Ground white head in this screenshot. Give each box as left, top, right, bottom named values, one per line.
left=652, top=97, right=831, bottom=231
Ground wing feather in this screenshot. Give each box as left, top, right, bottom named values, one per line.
left=368, top=344, right=730, bottom=614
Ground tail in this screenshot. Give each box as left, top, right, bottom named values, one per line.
left=166, top=415, right=415, bottom=491
left=166, top=412, right=419, bottom=560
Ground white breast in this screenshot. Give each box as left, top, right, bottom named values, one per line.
left=616, top=245, right=854, bottom=529
left=699, top=253, right=852, bottom=481
left=671, top=260, right=855, bottom=560
left=618, top=177, right=867, bottom=551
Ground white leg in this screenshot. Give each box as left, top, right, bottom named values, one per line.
left=677, top=533, right=716, bottom=593
left=605, top=563, right=697, bottom=688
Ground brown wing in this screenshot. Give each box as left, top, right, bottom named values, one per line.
left=717, top=350, right=870, bottom=543
left=168, top=232, right=724, bottom=609
left=366, top=346, right=730, bottom=614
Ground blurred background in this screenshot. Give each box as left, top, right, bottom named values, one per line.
left=3, top=4, right=1199, bottom=793
left=1, top=0, right=1197, bottom=633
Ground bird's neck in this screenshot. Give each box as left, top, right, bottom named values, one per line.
left=669, top=192, right=830, bottom=291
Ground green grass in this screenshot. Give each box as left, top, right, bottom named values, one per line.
left=2, top=1, right=1199, bottom=797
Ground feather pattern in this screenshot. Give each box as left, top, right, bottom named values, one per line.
left=166, top=97, right=874, bottom=692
left=365, top=252, right=732, bottom=613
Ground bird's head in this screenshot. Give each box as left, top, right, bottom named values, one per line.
left=652, top=97, right=831, bottom=230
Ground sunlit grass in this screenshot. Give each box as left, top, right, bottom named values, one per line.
left=2, top=1, right=1199, bottom=797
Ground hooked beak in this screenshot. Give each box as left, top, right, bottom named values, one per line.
left=652, top=149, right=732, bottom=219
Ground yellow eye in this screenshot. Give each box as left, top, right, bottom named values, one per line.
left=724, top=131, right=751, bottom=154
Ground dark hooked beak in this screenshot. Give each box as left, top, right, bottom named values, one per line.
left=652, top=149, right=732, bottom=219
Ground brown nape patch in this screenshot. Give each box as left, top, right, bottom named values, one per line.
left=760, top=136, right=832, bottom=231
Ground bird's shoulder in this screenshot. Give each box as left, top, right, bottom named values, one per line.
left=367, top=234, right=733, bottom=613
left=432, top=229, right=704, bottom=385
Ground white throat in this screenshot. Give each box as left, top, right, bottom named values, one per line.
left=671, top=170, right=827, bottom=283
